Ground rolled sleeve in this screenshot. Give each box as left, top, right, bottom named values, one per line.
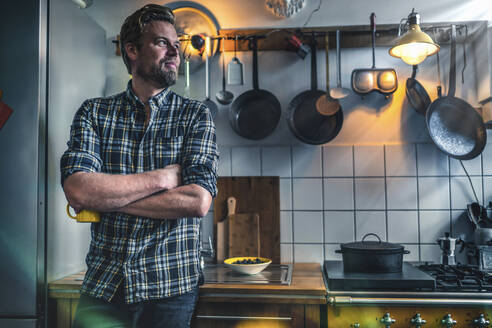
left=60, top=100, right=102, bottom=186
left=181, top=104, right=219, bottom=198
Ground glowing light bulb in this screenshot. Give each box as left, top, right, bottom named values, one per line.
left=399, top=43, right=429, bottom=65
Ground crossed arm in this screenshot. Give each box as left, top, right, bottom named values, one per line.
left=63, top=164, right=212, bottom=219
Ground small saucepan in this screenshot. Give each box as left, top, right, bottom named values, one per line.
left=336, top=233, right=410, bottom=273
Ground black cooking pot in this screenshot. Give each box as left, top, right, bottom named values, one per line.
left=336, top=233, right=410, bottom=273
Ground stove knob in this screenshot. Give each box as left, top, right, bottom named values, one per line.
left=441, top=314, right=457, bottom=327
left=474, top=314, right=490, bottom=328
left=380, top=313, right=396, bottom=327
left=411, top=313, right=427, bottom=327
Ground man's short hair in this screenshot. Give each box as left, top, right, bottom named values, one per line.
left=119, top=4, right=175, bottom=74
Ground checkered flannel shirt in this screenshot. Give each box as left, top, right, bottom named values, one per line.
left=60, top=81, right=218, bottom=304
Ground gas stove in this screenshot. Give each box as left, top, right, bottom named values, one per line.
left=418, top=263, right=492, bottom=292
left=323, top=261, right=492, bottom=328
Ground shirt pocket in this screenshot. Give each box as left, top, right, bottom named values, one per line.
left=154, top=129, right=184, bottom=168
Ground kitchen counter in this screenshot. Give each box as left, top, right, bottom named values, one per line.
left=48, top=263, right=326, bottom=328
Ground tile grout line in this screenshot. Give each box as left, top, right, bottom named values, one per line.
left=383, top=145, right=388, bottom=241
left=321, top=146, right=325, bottom=262
left=352, top=145, right=357, bottom=241
left=448, top=155, right=453, bottom=238
left=290, top=145, right=295, bottom=263
left=415, top=144, right=421, bottom=262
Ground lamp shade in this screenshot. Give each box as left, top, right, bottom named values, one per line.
left=389, top=24, right=440, bottom=65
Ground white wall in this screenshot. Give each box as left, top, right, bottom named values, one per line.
left=47, top=0, right=106, bottom=282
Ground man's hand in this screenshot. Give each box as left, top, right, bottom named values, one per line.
left=159, top=164, right=182, bottom=190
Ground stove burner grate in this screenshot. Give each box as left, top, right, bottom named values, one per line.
left=418, top=263, right=492, bottom=292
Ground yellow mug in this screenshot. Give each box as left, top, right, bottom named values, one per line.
left=66, top=204, right=100, bottom=223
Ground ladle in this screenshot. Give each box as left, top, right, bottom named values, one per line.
left=315, top=34, right=341, bottom=116
left=329, top=30, right=350, bottom=99
left=202, top=37, right=218, bottom=118
left=216, top=37, right=234, bottom=105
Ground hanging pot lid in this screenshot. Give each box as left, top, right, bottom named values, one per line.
left=340, top=233, right=405, bottom=254
left=167, top=1, right=220, bottom=74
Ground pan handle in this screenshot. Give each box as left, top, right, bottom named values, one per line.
left=370, top=13, right=376, bottom=68
left=310, top=36, right=318, bottom=91
left=411, top=65, right=418, bottom=79
left=249, top=37, right=259, bottom=91
left=448, top=24, right=456, bottom=97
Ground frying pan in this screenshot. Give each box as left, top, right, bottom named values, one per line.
left=406, top=65, right=430, bottom=115
left=426, top=25, right=486, bottom=160
left=287, top=39, right=343, bottom=145
left=229, top=37, right=281, bottom=140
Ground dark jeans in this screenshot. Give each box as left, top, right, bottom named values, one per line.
left=72, top=286, right=199, bottom=328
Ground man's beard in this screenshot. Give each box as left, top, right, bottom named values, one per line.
left=136, top=59, right=177, bottom=88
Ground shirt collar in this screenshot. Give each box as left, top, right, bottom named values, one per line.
left=125, top=80, right=172, bottom=110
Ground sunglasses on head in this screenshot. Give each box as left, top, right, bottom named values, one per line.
left=137, top=4, right=174, bottom=31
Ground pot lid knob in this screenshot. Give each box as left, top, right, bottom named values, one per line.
left=442, top=314, right=457, bottom=327
left=474, top=314, right=490, bottom=328
left=380, top=313, right=396, bottom=328
left=411, top=313, right=427, bottom=327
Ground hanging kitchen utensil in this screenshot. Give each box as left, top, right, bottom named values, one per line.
left=287, top=36, right=343, bottom=145
left=216, top=37, right=234, bottom=105
left=183, top=55, right=191, bottom=98
left=351, top=13, right=398, bottom=98
left=229, top=37, right=281, bottom=140
left=329, top=30, right=350, bottom=99
left=227, top=35, right=244, bottom=85
left=426, top=24, right=486, bottom=160
left=202, top=37, right=218, bottom=119
left=315, top=33, right=341, bottom=115
left=406, top=65, right=431, bottom=115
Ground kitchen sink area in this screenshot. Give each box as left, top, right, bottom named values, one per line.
left=202, top=264, right=293, bottom=285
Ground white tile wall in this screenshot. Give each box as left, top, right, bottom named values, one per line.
left=216, top=143, right=491, bottom=264
left=293, top=211, right=324, bottom=243
left=292, top=178, right=323, bottom=210
left=324, top=211, right=355, bottom=243
left=355, top=178, right=385, bottom=210
left=217, top=146, right=231, bottom=177
left=279, top=178, right=292, bottom=210
left=420, top=211, right=451, bottom=243
left=386, top=144, right=416, bottom=176
left=387, top=211, right=418, bottom=243
left=386, top=177, right=418, bottom=210
left=416, top=144, right=449, bottom=176
left=354, top=145, right=385, bottom=176
left=261, top=146, right=291, bottom=177
left=292, top=146, right=322, bottom=177
left=323, top=178, right=354, bottom=210
left=323, top=145, right=353, bottom=177
left=418, top=177, right=450, bottom=209
left=280, top=211, right=293, bottom=243
left=450, top=177, right=483, bottom=209
left=450, top=156, right=482, bottom=176
left=294, top=244, right=324, bottom=263
left=355, top=211, right=386, bottom=241
left=231, top=147, right=261, bottom=176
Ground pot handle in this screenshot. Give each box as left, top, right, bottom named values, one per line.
left=335, top=250, right=343, bottom=254
left=361, top=233, right=382, bottom=243
left=404, top=250, right=410, bottom=254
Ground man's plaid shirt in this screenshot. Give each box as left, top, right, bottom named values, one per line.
left=60, top=82, right=218, bottom=304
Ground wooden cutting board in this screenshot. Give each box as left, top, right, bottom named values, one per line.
left=228, top=212, right=260, bottom=258
left=216, top=197, right=235, bottom=263
left=214, top=177, right=280, bottom=263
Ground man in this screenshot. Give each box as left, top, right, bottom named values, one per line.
left=60, top=4, right=218, bottom=328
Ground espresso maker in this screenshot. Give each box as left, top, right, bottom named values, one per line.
left=437, top=233, right=463, bottom=265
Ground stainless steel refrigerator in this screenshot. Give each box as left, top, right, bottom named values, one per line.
left=0, top=0, right=48, bottom=327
